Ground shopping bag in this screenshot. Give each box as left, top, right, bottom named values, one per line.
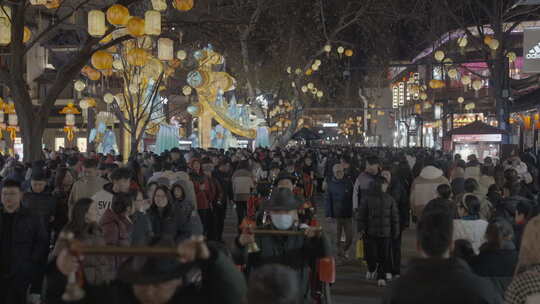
left=356, top=239, right=365, bottom=260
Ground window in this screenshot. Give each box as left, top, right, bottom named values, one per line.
left=77, top=137, right=87, bottom=153
left=55, top=137, right=65, bottom=152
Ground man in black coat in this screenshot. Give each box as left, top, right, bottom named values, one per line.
left=0, top=179, right=49, bottom=304
left=383, top=200, right=503, bottom=304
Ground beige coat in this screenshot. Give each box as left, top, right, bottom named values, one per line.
left=410, top=166, right=450, bottom=218
left=68, top=175, right=108, bottom=214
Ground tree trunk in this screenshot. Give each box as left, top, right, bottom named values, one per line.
left=130, top=133, right=139, bottom=159
left=19, top=112, right=44, bottom=161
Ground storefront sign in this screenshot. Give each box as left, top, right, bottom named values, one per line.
left=452, top=134, right=502, bottom=142
left=322, top=123, right=338, bottom=127
left=523, top=27, right=540, bottom=73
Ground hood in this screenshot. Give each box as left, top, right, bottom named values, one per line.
left=420, top=166, right=443, bottom=180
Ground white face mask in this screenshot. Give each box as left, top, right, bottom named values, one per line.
left=271, top=214, right=294, bottom=230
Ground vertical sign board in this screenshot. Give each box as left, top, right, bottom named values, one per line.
left=523, top=27, right=540, bottom=73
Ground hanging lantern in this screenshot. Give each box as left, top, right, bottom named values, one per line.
left=345, top=49, right=354, bottom=57
left=447, top=69, right=458, bottom=79
left=176, top=50, right=187, bottom=60
left=483, top=36, right=493, bottom=45
left=74, top=80, right=86, bottom=92
left=488, top=39, right=500, bottom=50
left=106, top=4, right=130, bottom=26
left=79, top=99, right=90, bottom=110
left=522, top=115, right=532, bottom=130
left=323, top=44, right=331, bottom=53
left=59, top=103, right=81, bottom=142
left=30, top=0, right=47, bottom=4
left=472, top=79, right=483, bottom=91
left=174, top=0, right=194, bottom=11
left=127, top=17, right=145, bottom=37
left=88, top=10, right=106, bottom=37
left=45, top=0, right=61, bottom=9
left=112, top=59, right=124, bottom=70
left=434, top=50, right=445, bottom=62
left=301, top=86, right=308, bottom=93
left=151, top=0, right=167, bottom=11
left=87, top=69, right=101, bottom=81
left=291, top=81, right=295, bottom=88
left=144, top=10, right=161, bottom=36
left=158, top=38, right=173, bottom=61
left=457, top=36, right=468, bottom=48
left=294, top=68, right=302, bottom=75
left=127, top=48, right=149, bottom=66
left=507, top=51, right=517, bottom=63
left=461, top=75, right=471, bottom=85
left=0, top=6, right=11, bottom=46
left=457, top=96, right=465, bottom=104
left=305, top=69, right=313, bottom=76
left=535, top=113, right=540, bottom=129
left=316, top=91, right=324, bottom=98
left=307, top=82, right=314, bottom=89
left=5, top=102, right=18, bottom=141
left=337, top=46, right=345, bottom=55
left=182, top=86, right=192, bottom=96
left=91, top=50, right=113, bottom=70
left=103, top=93, right=114, bottom=104
left=314, top=59, right=322, bottom=66
left=312, top=64, right=319, bottom=71
left=23, top=26, right=32, bottom=43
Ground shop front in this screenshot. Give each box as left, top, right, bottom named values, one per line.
left=446, top=121, right=507, bottom=160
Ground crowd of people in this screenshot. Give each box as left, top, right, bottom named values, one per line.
left=0, top=145, right=539, bottom=304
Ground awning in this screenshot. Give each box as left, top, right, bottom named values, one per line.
left=447, top=121, right=508, bottom=136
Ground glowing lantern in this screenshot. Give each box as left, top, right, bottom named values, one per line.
left=5, top=102, right=18, bottom=140
left=483, top=36, right=493, bottom=45
left=488, top=39, right=500, bottom=50
left=535, top=113, right=540, bottom=129
left=127, top=48, right=149, bottom=66
left=91, top=51, right=113, bottom=70
left=457, top=36, right=468, bottom=48
left=87, top=69, right=101, bottom=81
left=447, top=69, right=458, bottom=79
left=45, top=0, right=61, bottom=9
left=23, top=26, right=32, bottom=43
left=291, top=82, right=295, bottom=88
left=307, top=83, right=314, bottom=89
left=337, top=46, right=345, bottom=55
left=158, top=38, right=173, bottom=61
left=151, top=0, right=167, bottom=11
left=305, top=69, right=313, bottom=76
left=174, top=0, right=194, bottom=11
left=79, top=99, right=90, bottom=110
left=127, top=17, right=145, bottom=37
left=30, top=0, right=47, bottom=4
left=112, top=59, right=123, bottom=70
left=461, top=75, right=471, bottom=85
left=0, top=6, right=11, bottom=46
left=522, top=115, right=532, bottom=130
left=88, top=10, right=106, bottom=37
left=344, top=49, right=353, bottom=57
left=176, top=50, right=187, bottom=60
left=59, top=103, right=81, bottom=141
left=312, top=64, right=319, bottom=71
left=457, top=96, right=464, bottom=104
left=295, top=68, right=302, bottom=75
left=434, top=50, right=445, bottom=62
left=429, top=79, right=441, bottom=89
left=144, top=10, right=161, bottom=36
left=314, top=59, right=322, bottom=66
left=317, top=91, right=324, bottom=98
left=286, top=66, right=292, bottom=74
left=74, top=80, right=86, bottom=92
left=323, top=45, right=331, bottom=53
left=106, top=4, right=130, bottom=26
left=182, top=86, right=192, bottom=96
left=507, top=52, right=517, bottom=63
left=301, top=86, right=308, bottom=93
left=472, top=79, right=483, bottom=91
left=420, top=92, right=428, bottom=100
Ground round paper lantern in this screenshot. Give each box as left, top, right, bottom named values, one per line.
left=314, top=59, right=322, bottom=66
left=126, top=48, right=149, bottom=66
left=88, top=10, right=105, bottom=37
left=23, top=26, right=32, bottom=43
left=323, top=45, right=331, bottom=53
left=483, top=36, right=493, bottom=45
left=103, top=93, right=114, bottom=104
left=286, top=66, right=292, bottom=74
left=312, top=64, right=319, bottom=71
left=307, top=83, right=314, bottom=89
left=182, top=86, right=192, bottom=96
left=87, top=69, right=101, bottom=81
left=91, top=50, right=113, bottom=70
left=174, top=0, right=194, bottom=11
left=461, top=75, right=471, bottom=85
left=447, top=69, right=458, bottom=78
left=457, top=96, right=464, bottom=104
left=434, top=50, right=445, bottom=62
left=127, top=17, right=145, bottom=37
left=144, top=10, right=161, bottom=36
left=337, top=46, right=345, bottom=54
left=344, top=49, right=353, bottom=57
left=457, top=36, right=468, bottom=48
left=301, top=86, right=308, bottom=93
left=295, top=68, right=302, bottom=75
left=429, top=79, right=440, bottom=89
left=472, top=79, right=483, bottom=91
left=488, top=39, right=500, bottom=50
left=507, top=51, right=517, bottom=63
left=316, top=91, right=324, bottom=98
left=176, top=50, right=187, bottom=60
left=305, top=69, right=313, bottom=76
left=79, top=99, right=90, bottom=110
left=74, top=80, right=86, bottom=92
left=106, top=4, right=130, bottom=26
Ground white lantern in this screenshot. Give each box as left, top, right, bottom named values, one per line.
left=434, top=50, right=445, bottom=62
left=30, top=0, right=47, bottom=4
left=182, top=86, right=192, bottom=96
left=145, top=10, right=161, bottom=36
left=323, top=45, right=331, bottom=53
left=79, top=99, right=90, bottom=110
left=301, top=86, right=308, bottom=93
left=291, top=82, right=296, bottom=88
left=74, top=80, right=86, bottom=92
left=286, top=66, right=292, bottom=74
left=457, top=97, right=464, bottom=104
left=0, top=6, right=12, bottom=46
left=317, top=91, right=324, bottom=98
left=112, top=59, right=124, bottom=70
left=295, top=68, right=302, bottom=75
left=314, top=59, right=322, bottom=66
left=472, top=80, right=483, bottom=91
left=461, top=75, right=471, bottom=85
left=66, top=114, right=75, bottom=126
left=151, top=0, right=167, bottom=11
left=103, top=93, right=115, bottom=104
left=8, top=112, right=17, bottom=126
left=337, top=46, right=345, bottom=54
left=312, top=64, right=319, bottom=71
left=307, top=83, right=314, bottom=89
left=447, top=69, right=458, bottom=79
left=176, top=50, right=187, bottom=60
left=88, top=10, right=106, bottom=37
left=458, top=36, right=468, bottom=48
left=158, top=38, right=173, bottom=61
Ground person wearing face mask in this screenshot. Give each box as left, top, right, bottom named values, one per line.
left=236, top=187, right=331, bottom=304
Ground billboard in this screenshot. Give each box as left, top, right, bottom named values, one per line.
left=523, top=27, right=540, bottom=73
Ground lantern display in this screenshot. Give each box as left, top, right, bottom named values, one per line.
left=91, top=50, right=113, bottom=70
left=74, top=80, right=86, bottom=92
left=489, top=39, right=500, bottom=50
left=144, top=10, right=161, bottom=36
left=461, top=75, right=471, bottom=85
left=472, top=79, right=483, bottom=91
left=106, top=4, right=130, bottom=26
left=158, top=38, right=173, bottom=61
left=457, top=96, right=465, bottom=104
left=337, top=46, right=345, bottom=55
left=434, top=50, right=445, bottom=62
left=174, top=0, right=194, bottom=11
left=176, top=50, right=187, bottom=60
left=127, top=48, right=149, bottom=66
left=45, top=0, right=61, bottom=9
left=344, top=49, right=353, bottom=57
left=291, top=81, right=295, bottom=88
left=182, top=86, right=192, bottom=96
left=151, top=0, right=167, bottom=11
left=447, top=69, right=458, bottom=79
left=88, top=10, right=106, bottom=37
left=0, top=6, right=11, bottom=46
left=5, top=102, right=18, bottom=141
left=316, top=91, right=324, bottom=98
left=301, top=86, right=308, bottom=93
left=507, top=52, right=517, bottom=63
left=305, top=69, right=313, bottom=76
left=457, top=36, right=468, bottom=48
left=60, top=103, right=81, bottom=141
left=127, top=17, right=145, bottom=37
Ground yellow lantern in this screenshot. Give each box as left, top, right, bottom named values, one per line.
left=174, top=0, right=194, bottom=11
left=447, top=69, right=458, bottom=79
left=144, top=10, right=161, bottom=36
left=127, top=17, right=145, bottom=37
left=457, top=36, right=468, bottom=48
left=488, top=39, right=500, bottom=50
left=483, top=36, right=493, bottom=45
left=88, top=10, right=106, bottom=37
left=106, top=4, right=130, bottom=26
left=23, top=26, right=32, bottom=43
left=176, top=50, right=187, bottom=60
left=5, top=102, right=18, bottom=141
left=344, top=49, right=354, bottom=57
left=127, top=48, right=149, bottom=66
left=182, top=86, right=192, bottom=96
left=305, top=69, right=313, bottom=76
left=472, top=79, right=483, bottom=91
left=535, top=113, right=540, bottom=129
left=30, top=0, right=47, bottom=5
left=60, top=103, right=81, bottom=141
left=434, top=50, right=445, bottom=62
left=151, top=0, right=167, bottom=11
left=45, top=0, right=61, bottom=9
left=91, top=50, right=113, bottom=70
left=87, top=69, right=101, bottom=81
left=429, top=79, right=440, bottom=89
left=158, top=38, right=173, bottom=61
left=0, top=6, right=11, bottom=46
left=507, top=51, right=517, bottom=63
left=461, top=75, right=471, bottom=85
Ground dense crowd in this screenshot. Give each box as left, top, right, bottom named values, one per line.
left=0, top=145, right=539, bottom=304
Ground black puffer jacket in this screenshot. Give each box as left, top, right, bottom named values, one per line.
left=326, top=177, right=354, bottom=218
left=147, top=203, right=192, bottom=243
left=357, top=192, right=399, bottom=238
left=23, top=187, right=57, bottom=227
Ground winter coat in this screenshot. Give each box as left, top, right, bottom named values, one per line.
left=214, top=170, right=233, bottom=202
left=453, top=218, right=489, bottom=254
left=129, top=211, right=153, bottom=246
left=470, top=241, right=518, bottom=299
left=505, top=265, right=540, bottom=304
left=191, top=173, right=211, bottom=210
left=352, top=171, right=376, bottom=210
left=232, top=169, right=254, bottom=201
left=465, top=165, right=481, bottom=182
left=45, top=245, right=247, bottom=304
left=357, top=192, right=399, bottom=238
left=326, top=177, right=354, bottom=218
left=383, top=258, right=503, bottom=304
left=494, top=195, right=532, bottom=223
left=91, top=183, right=118, bottom=222
left=0, top=207, right=49, bottom=294
left=410, top=166, right=450, bottom=218
left=51, top=189, right=70, bottom=239
left=453, top=192, right=493, bottom=221
left=236, top=225, right=331, bottom=304
left=68, top=175, right=108, bottom=211
left=23, top=187, right=58, bottom=227
left=478, top=175, right=495, bottom=196
left=99, top=209, right=133, bottom=270
left=174, top=177, right=198, bottom=210
left=147, top=203, right=192, bottom=243
left=387, top=181, right=411, bottom=230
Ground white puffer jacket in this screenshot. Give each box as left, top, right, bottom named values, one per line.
left=410, top=166, right=450, bottom=218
